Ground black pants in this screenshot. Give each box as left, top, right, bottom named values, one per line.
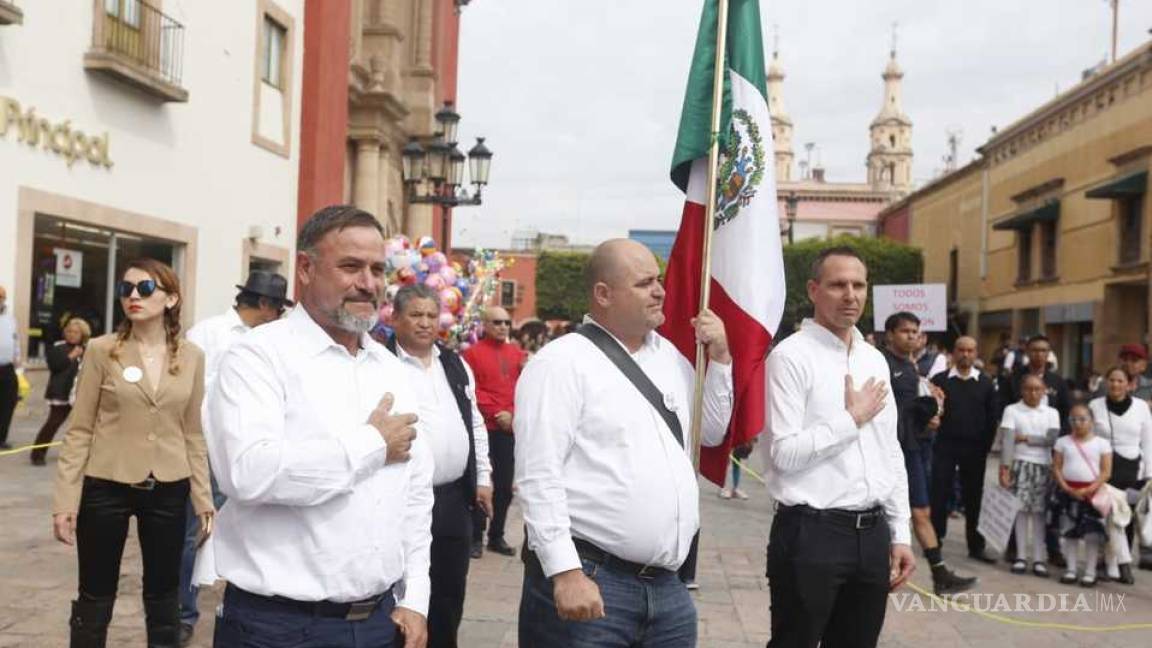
left=475, top=430, right=514, bottom=544
left=766, top=507, right=890, bottom=648
left=31, top=404, right=71, bottom=461
left=0, top=364, right=17, bottom=446
left=930, top=443, right=987, bottom=554
left=428, top=482, right=474, bottom=648
left=76, top=476, right=189, bottom=601
left=1110, top=454, right=1145, bottom=552
left=678, top=531, right=700, bottom=582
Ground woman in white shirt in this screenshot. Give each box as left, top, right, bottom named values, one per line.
left=1052, top=403, right=1113, bottom=587
left=1089, top=366, right=1152, bottom=584
left=999, top=374, right=1060, bottom=577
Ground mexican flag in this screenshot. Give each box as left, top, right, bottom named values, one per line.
left=659, top=0, right=785, bottom=486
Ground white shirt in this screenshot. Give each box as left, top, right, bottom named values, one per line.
left=762, top=319, right=911, bottom=545
left=185, top=308, right=250, bottom=389
left=1054, top=435, right=1112, bottom=483
left=394, top=343, right=492, bottom=488
left=947, top=367, right=980, bottom=381
left=514, top=317, right=733, bottom=576
left=1090, top=396, right=1152, bottom=476
left=926, top=353, right=949, bottom=380
left=1000, top=402, right=1060, bottom=466
left=0, top=306, right=18, bottom=365
left=196, top=307, right=434, bottom=612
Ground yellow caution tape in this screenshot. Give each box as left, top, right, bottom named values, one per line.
left=729, top=455, right=767, bottom=485
left=0, top=441, right=62, bottom=457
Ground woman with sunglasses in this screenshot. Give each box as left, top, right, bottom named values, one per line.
left=51, top=258, right=211, bottom=647
left=1052, top=403, right=1112, bottom=587
left=1089, top=366, right=1152, bottom=584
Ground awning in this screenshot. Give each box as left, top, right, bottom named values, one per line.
left=992, top=201, right=1060, bottom=231
left=1085, top=170, right=1147, bottom=199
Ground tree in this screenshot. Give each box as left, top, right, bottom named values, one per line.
left=780, top=235, right=924, bottom=337
left=535, top=251, right=590, bottom=321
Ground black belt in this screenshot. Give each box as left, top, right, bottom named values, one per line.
left=777, top=504, right=885, bottom=530
left=572, top=538, right=674, bottom=580
left=226, top=584, right=393, bottom=622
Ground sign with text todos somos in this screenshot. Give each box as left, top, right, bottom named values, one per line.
left=872, top=284, right=947, bottom=332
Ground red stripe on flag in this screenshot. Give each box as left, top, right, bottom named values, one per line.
left=660, top=200, right=772, bottom=486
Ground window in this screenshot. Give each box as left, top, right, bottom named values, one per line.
left=1118, top=195, right=1144, bottom=265
left=262, top=16, right=286, bottom=89
left=105, top=0, right=141, bottom=28
left=889, top=134, right=896, bottom=148
left=1017, top=227, right=1033, bottom=283
left=1040, top=219, right=1058, bottom=279
left=499, top=280, right=517, bottom=309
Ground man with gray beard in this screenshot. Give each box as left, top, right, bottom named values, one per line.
left=198, top=205, right=433, bottom=648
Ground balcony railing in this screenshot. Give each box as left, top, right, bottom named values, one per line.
left=0, top=0, right=23, bottom=26
left=85, top=0, right=187, bottom=102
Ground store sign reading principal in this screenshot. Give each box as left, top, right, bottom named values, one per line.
left=0, top=96, right=113, bottom=169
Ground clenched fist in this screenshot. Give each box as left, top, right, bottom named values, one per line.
left=368, top=392, right=419, bottom=464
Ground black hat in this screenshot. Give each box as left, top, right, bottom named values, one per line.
left=236, top=271, right=294, bottom=306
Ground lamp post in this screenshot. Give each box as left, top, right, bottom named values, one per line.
left=401, top=101, right=493, bottom=249
left=783, top=192, right=798, bottom=244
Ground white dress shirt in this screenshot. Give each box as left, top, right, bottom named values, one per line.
left=196, top=307, right=434, bottom=613
left=514, top=317, right=733, bottom=577
left=0, top=306, right=18, bottom=366
left=762, top=319, right=911, bottom=545
left=185, top=308, right=250, bottom=390
left=394, top=343, right=492, bottom=488
left=1090, top=396, right=1152, bottom=476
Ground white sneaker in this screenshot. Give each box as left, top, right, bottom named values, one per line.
left=733, top=488, right=749, bottom=500
left=718, top=489, right=732, bottom=499
left=684, top=580, right=700, bottom=590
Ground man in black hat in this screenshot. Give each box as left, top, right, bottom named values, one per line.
left=177, top=270, right=293, bottom=645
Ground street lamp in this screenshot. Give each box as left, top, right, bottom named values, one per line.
left=783, top=192, right=799, bottom=244
left=403, top=101, right=493, bottom=208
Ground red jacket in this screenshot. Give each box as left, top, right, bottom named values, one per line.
left=462, top=337, right=526, bottom=432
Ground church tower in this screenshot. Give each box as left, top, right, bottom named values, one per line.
left=767, top=49, right=794, bottom=183
left=866, top=48, right=913, bottom=192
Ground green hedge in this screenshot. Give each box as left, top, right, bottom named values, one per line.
left=781, top=235, right=924, bottom=335
left=535, top=251, right=591, bottom=321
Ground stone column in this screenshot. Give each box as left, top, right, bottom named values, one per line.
left=353, top=138, right=382, bottom=217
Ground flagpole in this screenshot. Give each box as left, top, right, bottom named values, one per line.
left=690, top=0, right=730, bottom=470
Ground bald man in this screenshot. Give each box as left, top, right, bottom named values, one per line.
left=0, top=285, right=21, bottom=450
left=514, top=239, right=733, bottom=647
left=929, top=336, right=1000, bottom=562
left=462, top=305, right=525, bottom=558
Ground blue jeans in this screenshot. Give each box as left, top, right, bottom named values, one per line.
left=179, top=475, right=226, bottom=625
left=213, top=585, right=396, bottom=648
left=519, top=555, right=697, bottom=647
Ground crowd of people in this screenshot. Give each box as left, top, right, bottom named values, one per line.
left=0, top=210, right=1149, bottom=648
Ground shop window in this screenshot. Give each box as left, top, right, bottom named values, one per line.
left=1040, top=219, right=1058, bottom=279
left=1017, top=227, right=1033, bottom=283
left=1118, top=195, right=1144, bottom=265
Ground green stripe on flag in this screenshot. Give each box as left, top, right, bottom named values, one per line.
left=670, top=0, right=769, bottom=192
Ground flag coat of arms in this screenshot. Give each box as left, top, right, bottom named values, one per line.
left=659, top=0, right=786, bottom=486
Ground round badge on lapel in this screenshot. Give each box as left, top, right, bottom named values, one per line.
left=663, top=391, right=678, bottom=412
left=122, top=366, right=144, bottom=384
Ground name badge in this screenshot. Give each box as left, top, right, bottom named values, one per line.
left=663, top=391, right=678, bottom=412
left=122, top=366, right=143, bottom=384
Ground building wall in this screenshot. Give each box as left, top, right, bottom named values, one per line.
left=1, top=0, right=305, bottom=359
left=905, top=165, right=983, bottom=308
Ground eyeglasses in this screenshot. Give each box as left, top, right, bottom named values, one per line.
left=490, top=319, right=512, bottom=326
left=117, top=279, right=161, bottom=299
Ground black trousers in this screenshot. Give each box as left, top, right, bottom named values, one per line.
left=766, top=508, right=890, bottom=648
left=428, top=482, right=474, bottom=648
left=76, top=476, right=189, bottom=601
left=474, top=430, right=514, bottom=544
left=0, top=364, right=17, bottom=446
left=31, top=404, right=71, bottom=461
left=930, top=442, right=987, bottom=554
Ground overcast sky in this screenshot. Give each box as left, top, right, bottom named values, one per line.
left=452, top=0, right=1152, bottom=249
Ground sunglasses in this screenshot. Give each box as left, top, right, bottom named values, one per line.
left=117, top=279, right=162, bottom=299
left=489, top=319, right=512, bottom=326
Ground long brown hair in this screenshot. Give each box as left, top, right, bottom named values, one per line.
left=111, top=258, right=184, bottom=375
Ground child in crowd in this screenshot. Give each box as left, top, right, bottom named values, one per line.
left=1052, top=403, right=1113, bottom=587
left=1000, top=374, right=1060, bottom=578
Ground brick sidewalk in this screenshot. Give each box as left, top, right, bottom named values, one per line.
left=3, top=375, right=1151, bottom=646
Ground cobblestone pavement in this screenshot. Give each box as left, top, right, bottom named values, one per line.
left=3, top=374, right=1151, bottom=646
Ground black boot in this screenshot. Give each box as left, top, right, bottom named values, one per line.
left=143, top=594, right=180, bottom=648
left=931, top=564, right=978, bottom=596
left=1117, top=563, right=1136, bottom=585
left=69, top=596, right=114, bottom=648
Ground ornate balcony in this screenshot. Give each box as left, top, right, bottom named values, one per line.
left=84, top=0, right=188, bottom=102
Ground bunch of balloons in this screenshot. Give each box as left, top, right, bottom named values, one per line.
left=375, top=235, right=508, bottom=348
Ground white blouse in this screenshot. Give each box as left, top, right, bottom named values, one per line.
left=1090, top=396, right=1152, bottom=478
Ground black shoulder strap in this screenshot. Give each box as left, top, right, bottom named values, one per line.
left=576, top=324, right=684, bottom=447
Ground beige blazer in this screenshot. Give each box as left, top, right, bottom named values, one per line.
left=52, top=334, right=211, bottom=515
